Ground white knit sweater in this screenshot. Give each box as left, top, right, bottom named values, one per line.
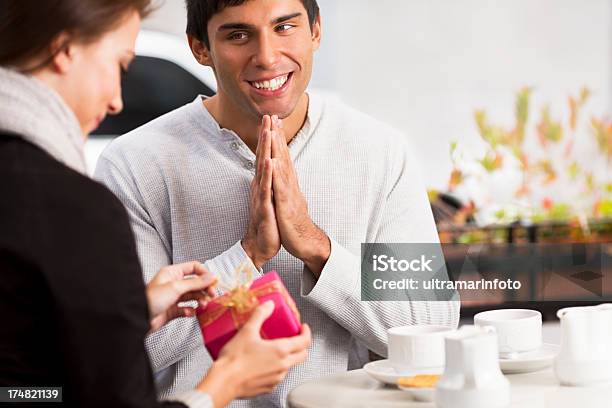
left=94, top=93, right=460, bottom=407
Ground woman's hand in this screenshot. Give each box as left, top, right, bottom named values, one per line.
left=197, top=301, right=311, bottom=406
left=146, top=261, right=217, bottom=333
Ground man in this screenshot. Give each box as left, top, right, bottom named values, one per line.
left=95, top=0, right=459, bottom=406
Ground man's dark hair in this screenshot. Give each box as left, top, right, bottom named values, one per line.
left=185, top=0, right=320, bottom=48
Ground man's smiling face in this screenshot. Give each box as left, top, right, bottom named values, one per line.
left=205, top=0, right=321, bottom=121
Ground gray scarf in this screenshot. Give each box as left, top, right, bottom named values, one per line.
left=0, top=66, right=87, bottom=174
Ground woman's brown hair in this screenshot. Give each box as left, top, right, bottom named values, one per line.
left=0, top=0, right=153, bottom=70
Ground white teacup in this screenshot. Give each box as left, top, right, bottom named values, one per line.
left=474, top=309, right=542, bottom=359
left=387, top=325, right=454, bottom=374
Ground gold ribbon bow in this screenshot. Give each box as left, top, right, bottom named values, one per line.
left=200, top=260, right=300, bottom=330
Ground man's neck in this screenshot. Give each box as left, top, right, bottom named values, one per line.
left=203, top=93, right=309, bottom=153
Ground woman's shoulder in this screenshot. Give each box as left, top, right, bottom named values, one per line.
left=0, top=136, right=130, bottom=232
left=0, top=137, right=141, bottom=289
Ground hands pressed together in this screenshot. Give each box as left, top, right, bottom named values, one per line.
left=242, top=115, right=331, bottom=275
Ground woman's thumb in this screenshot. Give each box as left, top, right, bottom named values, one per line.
left=244, top=301, right=275, bottom=332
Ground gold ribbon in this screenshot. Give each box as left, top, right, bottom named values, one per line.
left=200, top=260, right=300, bottom=330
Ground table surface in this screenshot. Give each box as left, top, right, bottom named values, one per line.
left=287, top=367, right=612, bottom=408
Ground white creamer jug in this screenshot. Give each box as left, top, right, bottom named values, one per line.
left=554, top=303, right=612, bottom=386
left=435, top=325, right=510, bottom=408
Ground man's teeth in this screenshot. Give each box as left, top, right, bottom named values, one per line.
left=251, top=74, right=288, bottom=91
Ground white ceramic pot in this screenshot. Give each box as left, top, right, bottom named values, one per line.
left=435, top=325, right=510, bottom=408
left=554, top=303, right=612, bottom=386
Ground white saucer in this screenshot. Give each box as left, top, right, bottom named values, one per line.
left=398, top=385, right=435, bottom=402
left=363, top=359, right=444, bottom=386
left=499, top=343, right=559, bottom=374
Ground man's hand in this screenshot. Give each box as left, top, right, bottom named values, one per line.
left=269, top=116, right=331, bottom=275
left=146, top=261, right=217, bottom=333
left=242, top=116, right=281, bottom=269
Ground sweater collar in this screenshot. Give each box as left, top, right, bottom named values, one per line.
left=194, top=92, right=323, bottom=156
left=197, top=92, right=323, bottom=142
left=0, top=67, right=87, bottom=174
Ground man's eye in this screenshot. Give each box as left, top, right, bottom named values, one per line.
left=228, top=31, right=248, bottom=41
left=276, top=24, right=295, bottom=33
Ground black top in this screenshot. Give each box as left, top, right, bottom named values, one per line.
left=0, top=135, right=186, bottom=407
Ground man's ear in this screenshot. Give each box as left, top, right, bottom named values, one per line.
left=188, top=34, right=214, bottom=67
left=49, top=32, right=74, bottom=74
left=311, top=14, right=321, bottom=51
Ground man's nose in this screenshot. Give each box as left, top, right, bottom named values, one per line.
left=252, top=32, right=280, bottom=69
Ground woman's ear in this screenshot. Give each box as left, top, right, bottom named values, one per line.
left=49, top=32, right=74, bottom=74
left=188, top=35, right=214, bottom=68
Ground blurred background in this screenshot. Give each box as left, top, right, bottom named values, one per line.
left=87, top=0, right=611, bottom=316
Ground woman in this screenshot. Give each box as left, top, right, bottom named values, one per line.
left=0, top=1, right=311, bottom=407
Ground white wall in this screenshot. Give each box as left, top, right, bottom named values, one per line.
left=142, top=0, right=612, bottom=189
left=316, top=0, right=612, bottom=188
left=143, top=0, right=188, bottom=37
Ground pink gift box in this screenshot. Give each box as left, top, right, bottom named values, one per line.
left=197, top=270, right=301, bottom=360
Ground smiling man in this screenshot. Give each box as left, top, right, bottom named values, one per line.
left=95, top=0, right=459, bottom=406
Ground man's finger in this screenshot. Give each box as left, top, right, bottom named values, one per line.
left=271, top=159, right=281, bottom=200
left=255, top=128, right=264, bottom=183
left=263, top=124, right=272, bottom=180
left=271, top=115, right=287, bottom=163
left=260, top=158, right=273, bottom=202
left=272, top=116, right=291, bottom=162
left=255, top=116, right=263, bottom=183
left=281, top=131, right=292, bottom=164
left=258, top=130, right=271, bottom=184
left=255, top=115, right=263, bottom=157
left=256, top=116, right=271, bottom=183
left=271, top=160, right=287, bottom=202
left=270, top=120, right=281, bottom=159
